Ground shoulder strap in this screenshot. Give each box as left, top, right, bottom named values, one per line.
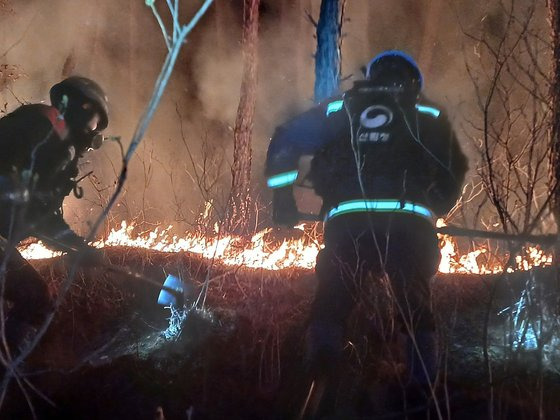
left=39, top=106, right=69, bottom=140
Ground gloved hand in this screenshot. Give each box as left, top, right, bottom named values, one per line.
left=272, top=187, right=299, bottom=228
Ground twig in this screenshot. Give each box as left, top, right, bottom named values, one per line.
left=0, top=13, right=36, bottom=59
left=149, top=3, right=171, bottom=51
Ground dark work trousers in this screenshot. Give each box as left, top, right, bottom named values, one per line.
left=307, top=213, right=440, bottom=379
left=0, top=247, right=52, bottom=349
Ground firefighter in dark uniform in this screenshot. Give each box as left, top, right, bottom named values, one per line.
left=265, top=51, right=468, bottom=412
left=0, top=76, right=109, bottom=355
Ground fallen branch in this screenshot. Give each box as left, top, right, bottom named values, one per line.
left=438, top=225, right=557, bottom=246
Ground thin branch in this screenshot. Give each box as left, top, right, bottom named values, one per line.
left=87, top=0, right=214, bottom=243
left=150, top=3, right=172, bottom=51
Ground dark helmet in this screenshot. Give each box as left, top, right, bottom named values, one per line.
left=50, top=76, right=109, bottom=131
left=365, top=50, right=423, bottom=95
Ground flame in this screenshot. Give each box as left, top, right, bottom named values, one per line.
left=436, top=219, right=553, bottom=274
left=18, top=242, right=63, bottom=260
left=19, top=221, right=322, bottom=271
left=18, top=219, right=553, bottom=274
left=438, top=236, right=498, bottom=274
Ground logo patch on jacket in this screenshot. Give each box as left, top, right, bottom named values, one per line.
left=342, top=81, right=412, bottom=147
left=358, top=105, right=393, bottom=143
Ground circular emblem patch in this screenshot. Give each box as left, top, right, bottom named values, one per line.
left=359, top=105, right=394, bottom=129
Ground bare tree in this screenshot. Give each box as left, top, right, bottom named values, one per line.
left=548, top=0, right=560, bottom=233
left=462, top=0, right=554, bottom=238
left=228, top=0, right=260, bottom=233
left=458, top=2, right=558, bottom=417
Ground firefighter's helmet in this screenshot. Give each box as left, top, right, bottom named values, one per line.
left=50, top=76, right=109, bottom=131
left=366, top=50, right=423, bottom=95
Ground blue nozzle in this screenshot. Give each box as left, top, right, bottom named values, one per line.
left=157, top=274, right=184, bottom=306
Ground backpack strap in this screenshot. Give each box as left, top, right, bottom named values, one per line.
left=40, top=106, right=69, bottom=140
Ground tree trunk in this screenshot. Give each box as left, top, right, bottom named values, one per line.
left=417, top=0, right=443, bottom=75
left=548, top=0, right=560, bottom=265
left=314, top=0, right=340, bottom=103
left=213, top=0, right=232, bottom=54
left=128, top=0, right=137, bottom=118
left=229, top=0, right=260, bottom=233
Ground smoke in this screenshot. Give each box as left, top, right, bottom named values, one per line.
left=0, top=0, right=546, bottom=236
left=0, top=0, right=215, bottom=234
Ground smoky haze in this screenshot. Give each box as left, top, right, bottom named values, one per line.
left=0, top=0, right=546, bottom=236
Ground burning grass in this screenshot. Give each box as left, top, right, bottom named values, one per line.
left=19, top=220, right=555, bottom=276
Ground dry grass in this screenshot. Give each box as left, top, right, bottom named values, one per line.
left=17, top=248, right=560, bottom=418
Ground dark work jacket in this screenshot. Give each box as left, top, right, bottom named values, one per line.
left=0, top=104, right=86, bottom=249
left=265, top=88, right=468, bottom=218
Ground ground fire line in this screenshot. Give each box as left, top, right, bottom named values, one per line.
left=18, top=220, right=554, bottom=274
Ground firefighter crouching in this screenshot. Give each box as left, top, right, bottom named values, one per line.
left=265, top=51, right=468, bottom=413
left=0, top=76, right=109, bottom=356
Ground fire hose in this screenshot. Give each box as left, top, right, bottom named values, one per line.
left=297, top=212, right=558, bottom=246
left=71, top=171, right=93, bottom=199
left=0, top=234, right=183, bottom=305
left=2, top=212, right=555, bottom=310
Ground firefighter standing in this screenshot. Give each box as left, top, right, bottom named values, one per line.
left=265, top=51, right=468, bottom=414
left=0, top=76, right=109, bottom=355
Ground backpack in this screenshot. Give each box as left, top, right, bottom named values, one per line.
left=343, top=81, right=416, bottom=154
left=310, top=81, right=421, bottom=204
